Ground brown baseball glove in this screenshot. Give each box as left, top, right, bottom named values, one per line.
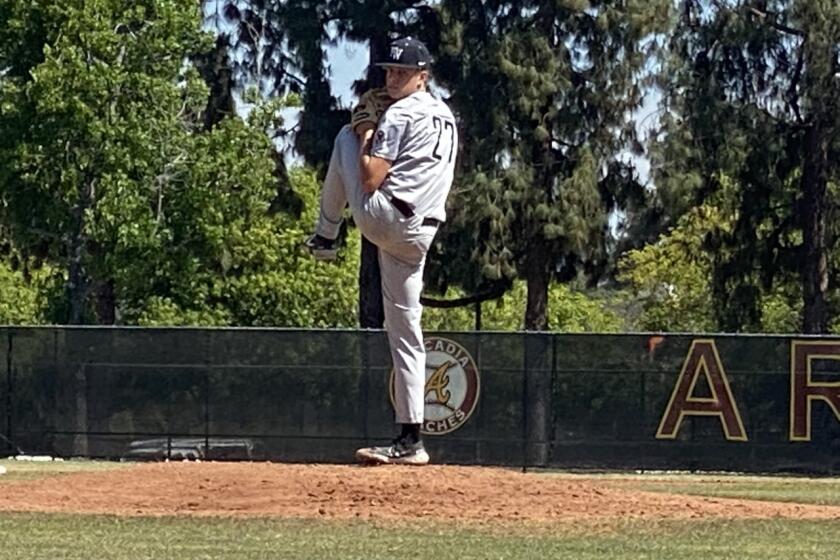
left=350, top=88, right=393, bottom=133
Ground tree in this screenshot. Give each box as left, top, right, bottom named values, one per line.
left=1, top=0, right=217, bottom=322
left=0, top=253, right=55, bottom=324
left=431, top=0, right=670, bottom=330
left=618, top=174, right=803, bottom=333
left=0, top=0, right=361, bottom=327
left=131, top=162, right=362, bottom=328
left=653, top=0, right=840, bottom=333
left=423, top=280, right=623, bottom=332
left=618, top=209, right=719, bottom=333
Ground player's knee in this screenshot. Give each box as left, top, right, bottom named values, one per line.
left=334, top=124, right=359, bottom=152
left=337, top=124, right=354, bottom=139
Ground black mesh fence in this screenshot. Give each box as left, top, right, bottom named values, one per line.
left=1, top=327, right=838, bottom=473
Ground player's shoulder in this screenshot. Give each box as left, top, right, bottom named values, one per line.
left=388, top=91, right=452, bottom=120
left=434, top=96, right=456, bottom=120
left=423, top=92, right=456, bottom=121
left=380, top=96, right=415, bottom=125
left=383, top=92, right=455, bottom=126
left=386, top=92, right=424, bottom=115
left=389, top=92, right=447, bottom=113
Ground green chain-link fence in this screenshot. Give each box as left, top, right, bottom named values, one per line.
left=1, top=327, right=838, bottom=473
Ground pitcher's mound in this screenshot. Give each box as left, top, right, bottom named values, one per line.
left=0, top=462, right=838, bottom=523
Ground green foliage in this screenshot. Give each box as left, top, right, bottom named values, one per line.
left=618, top=201, right=726, bottom=333
left=0, top=1, right=359, bottom=327
left=11, top=0, right=837, bottom=334
left=423, top=281, right=622, bottom=333
left=0, top=0, right=216, bottom=322
left=618, top=176, right=801, bottom=333
left=653, top=0, right=840, bottom=332
left=761, top=287, right=803, bottom=334
left=547, top=284, right=624, bottom=333
left=124, top=166, right=361, bottom=328
left=0, top=257, right=56, bottom=324
left=430, top=0, right=671, bottom=329
left=211, top=0, right=417, bottom=168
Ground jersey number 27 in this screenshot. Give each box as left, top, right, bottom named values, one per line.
left=432, top=116, right=456, bottom=163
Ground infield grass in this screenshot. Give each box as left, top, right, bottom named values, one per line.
left=623, top=480, right=840, bottom=506
left=0, top=513, right=838, bottom=560
left=0, top=459, right=127, bottom=482
left=570, top=473, right=840, bottom=507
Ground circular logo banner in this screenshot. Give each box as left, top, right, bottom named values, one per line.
left=390, top=336, right=481, bottom=435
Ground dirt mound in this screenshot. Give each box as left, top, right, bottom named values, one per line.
left=0, top=462, right=838, bottom=523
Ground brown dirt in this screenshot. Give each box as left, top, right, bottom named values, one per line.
left=0, top=462, right=838, bottom=523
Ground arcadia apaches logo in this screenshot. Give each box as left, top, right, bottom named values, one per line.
left=390, top=337, right=480, bottom=435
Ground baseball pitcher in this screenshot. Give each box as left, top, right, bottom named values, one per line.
left=305, top=37, right=458, bottom=465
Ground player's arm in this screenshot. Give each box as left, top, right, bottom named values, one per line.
left=359, top=125, right=391, bottom=193
left=360, top=108, right=406, bottom=193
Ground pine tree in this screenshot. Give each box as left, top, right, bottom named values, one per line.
left=433, top=0, right=669, bottom=329
left=652, top=0, right=840, bottom=333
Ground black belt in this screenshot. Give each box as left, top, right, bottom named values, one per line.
left=387, top=195, right=440, bottom=227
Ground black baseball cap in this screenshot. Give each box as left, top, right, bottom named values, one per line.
left=375, top=37, right=431, bottom=70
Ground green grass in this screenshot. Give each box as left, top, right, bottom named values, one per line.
left=0, top=514, right=838, bottom=560
left=1, top=464, right=839, bottom=558
left=588, top=474, right=840, bottom=507
left=0, top=459, right=128, bottom=482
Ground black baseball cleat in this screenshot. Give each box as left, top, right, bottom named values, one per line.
left=355, top=437, right=430, bottom=466
left=303, top=234, right=338, bottom=261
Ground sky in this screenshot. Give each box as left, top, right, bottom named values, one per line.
left=266, top=39, right=365, bottom=166
left=325, top=39, right=368, bottom=107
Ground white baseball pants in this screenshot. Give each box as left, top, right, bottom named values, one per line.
left=316, top=125, right=436, bottom=424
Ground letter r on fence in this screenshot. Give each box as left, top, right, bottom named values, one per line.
left=790, top=341, right=840, bottom=442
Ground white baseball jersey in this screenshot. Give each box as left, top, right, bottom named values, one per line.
left=371, top=91, right=458, bottom=222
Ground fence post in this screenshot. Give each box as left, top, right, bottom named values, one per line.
left=522, top=333, right=528, bottom=470
left=549, top=334, right=558, bottom=466
left=524, top=333, right=551, bottom=468
left=360, top=331, right=371, bottom=444
left=204, top=371, right=210, bottom=460
left=72, top=364, right=89, bottom=457
left=4, top=332, right=12, bottom=457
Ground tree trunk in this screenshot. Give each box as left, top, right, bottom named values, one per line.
left=67, top=179, right=95, bottom=325
left=359, top=236, right=384, bottom=328
left=524, top=115, right=555, bottom=332
left=357, top=33, right=389, bottom=329
left=801, top=123, right=829, bottom=334
left=524, top=240, right=550, bottom=331
left=94, top=279, right=117, bottom=325
left=197, top=36, right=235, bottom=131
left=67, top=252, right=87, bottom=324
left=366, top=34, right=387, bottom=91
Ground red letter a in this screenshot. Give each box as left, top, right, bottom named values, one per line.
left=657, top=340, right=747, bottom=441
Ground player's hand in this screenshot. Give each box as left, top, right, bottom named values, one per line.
left=355, top=122, right=375, bottom=139
left=358, top=125, right=375, bottom=159
left=350, top=88, right=393, bottom=135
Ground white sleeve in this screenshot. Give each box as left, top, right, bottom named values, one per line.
left=371, top=109, right=409, bottom=162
